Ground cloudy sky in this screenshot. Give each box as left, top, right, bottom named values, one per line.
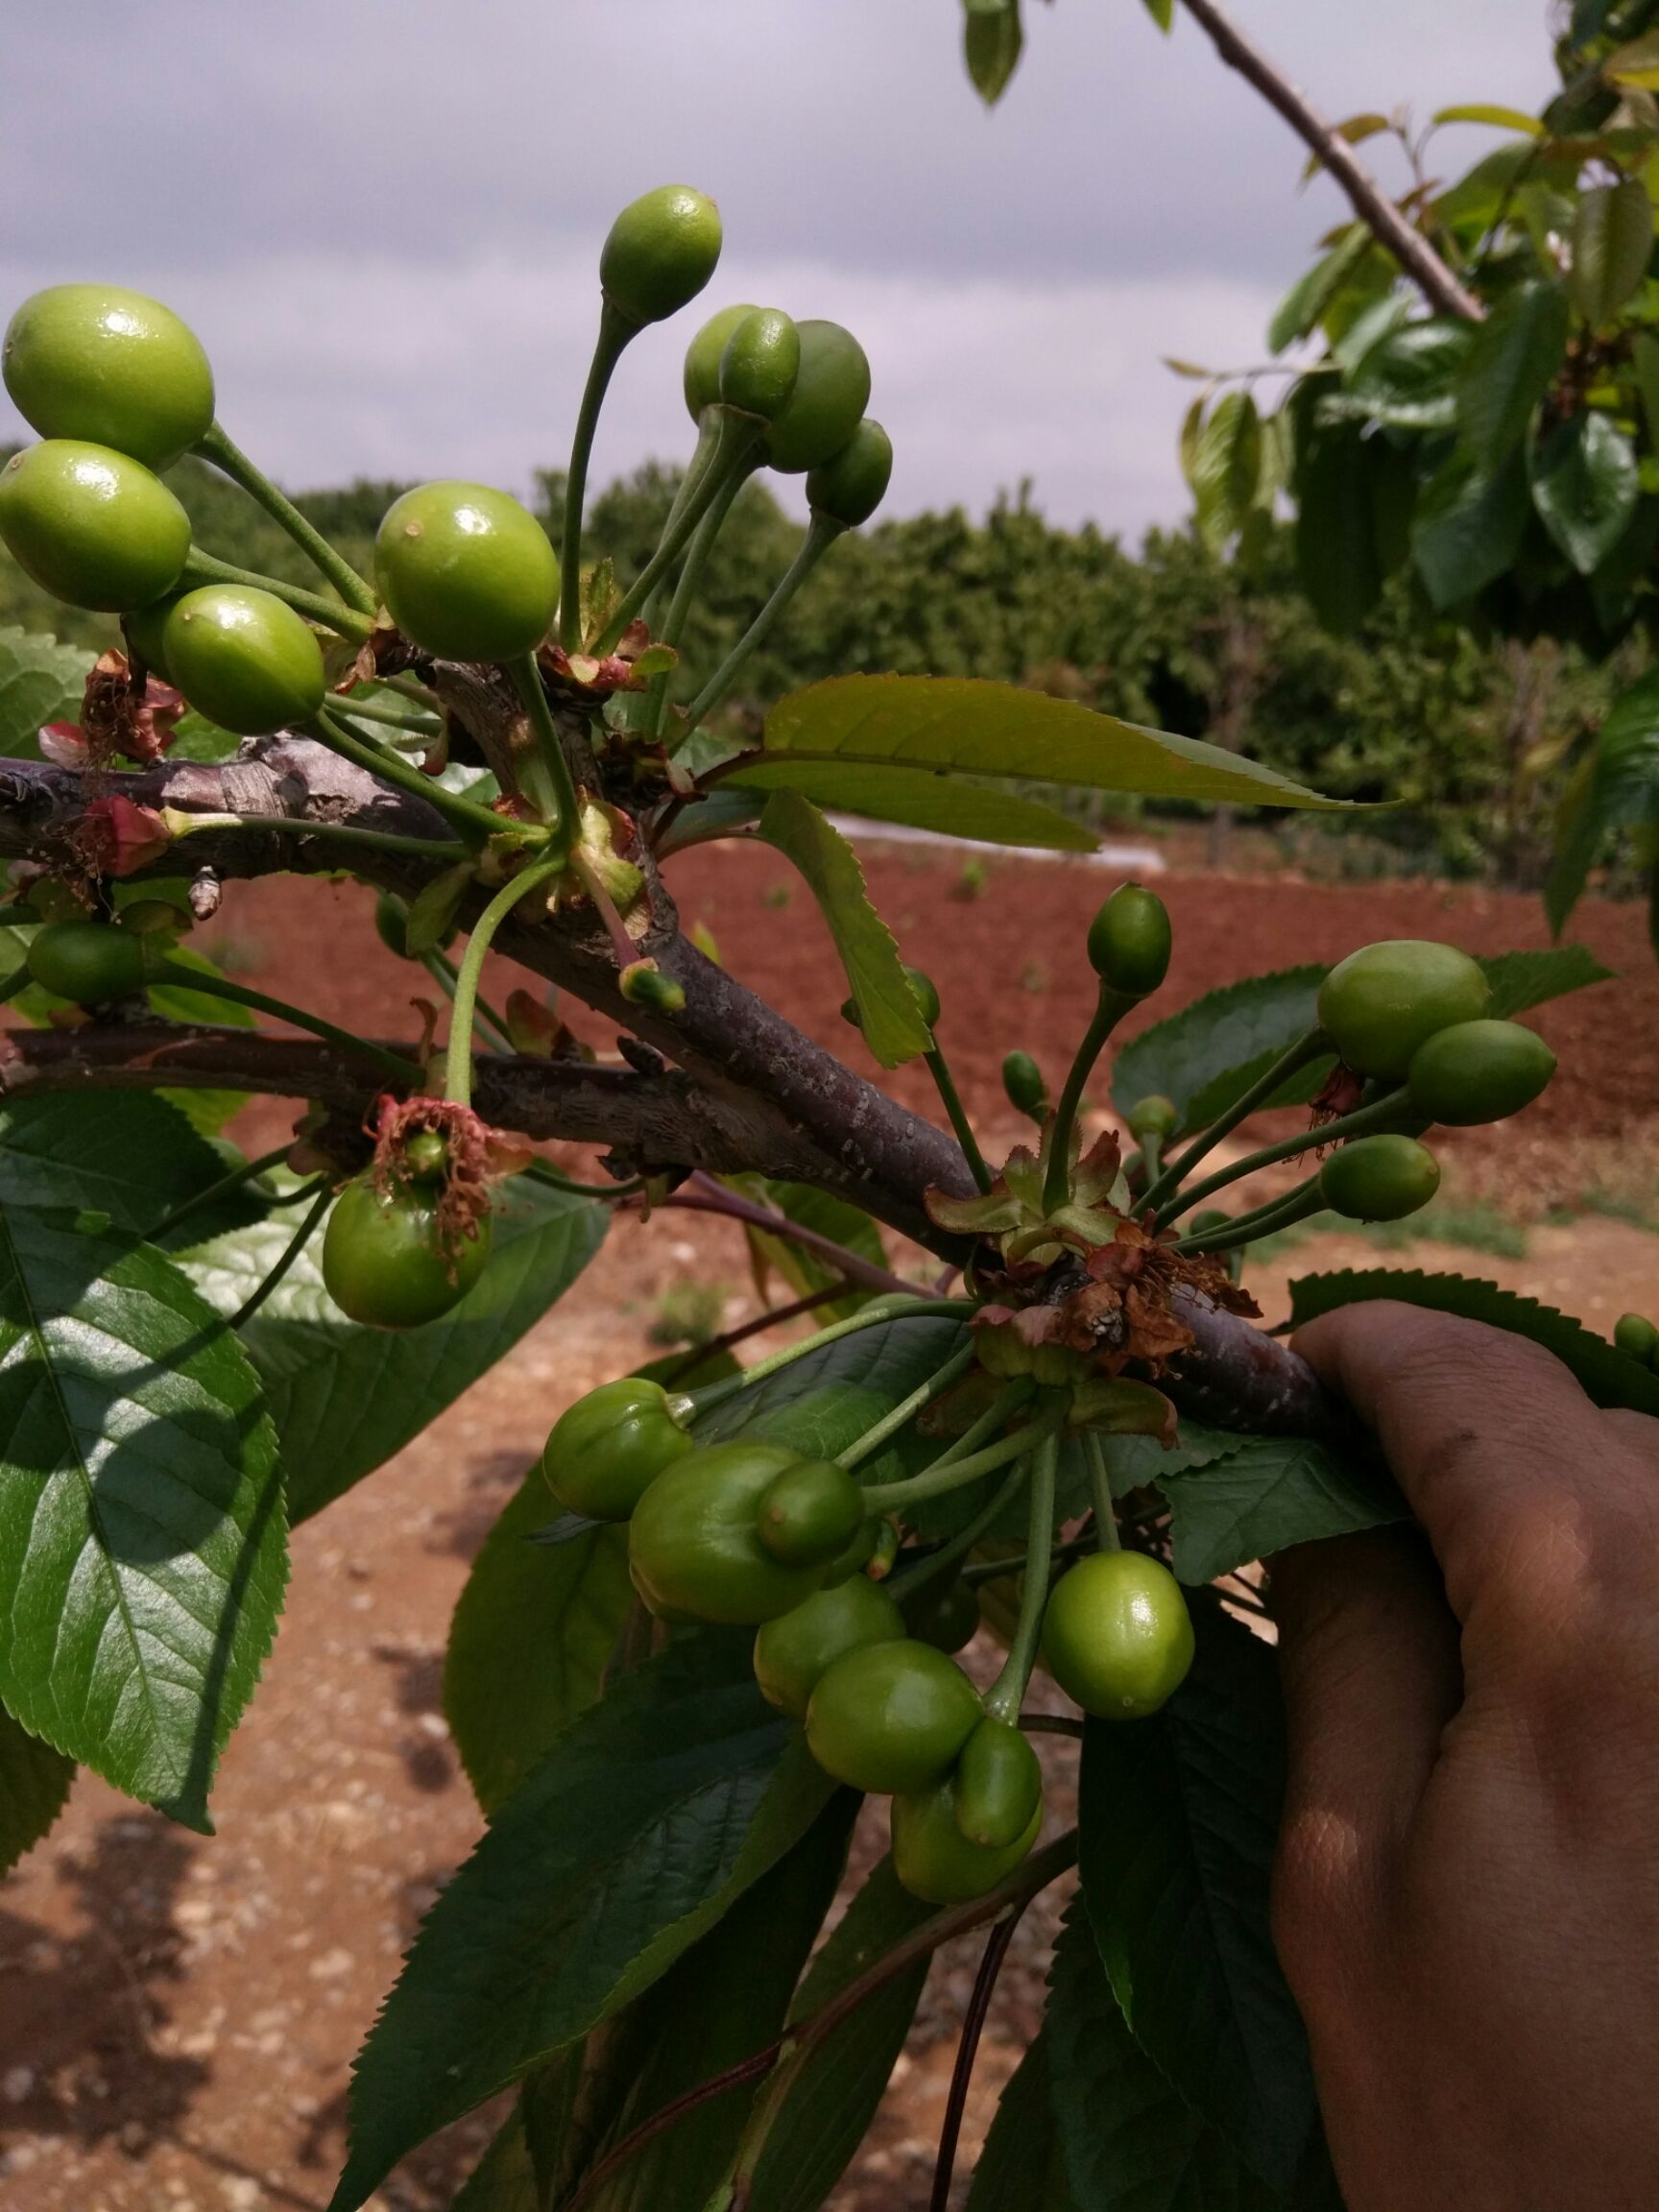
left=3, top=2, right=1552, bottom=540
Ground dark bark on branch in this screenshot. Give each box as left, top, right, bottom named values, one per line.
left=1176, top=0, right=1485, bottom=324
left=0, top=744, right=1338, bottom=1435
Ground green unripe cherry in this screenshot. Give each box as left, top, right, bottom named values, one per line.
left=628, top=1441, right=828, bottom=1624
left=1320, top=1133, right=1441, bottom=1223
left=1406, top=1019, right=1555, bottom=1127
left=375, top=481, right=560, bottom=661
left=0, top=441, right=190, bottom=612
left=1001, top=1049, right=1048, bottom=1118
left=684, top=303, right=757, bottom=421
left=806, top=419, right=893, bottom=528
left=1614, top=1311, right=1659, bottom=1365
left=4, top=283, right=215, bottom=470
left=542, top=1376, right=696, bottom=1522
left=26, top=919, right=147, bottom=1004
left=124, top=591, right=186, bottom=683
left=321, top=1181, right=493, bottom=1330
left=719, top=308, right=801, bottom=421
left=952, top=1717, right=1044, bottom=1850
left=601, top=186, right=723, bottom=328
left=1043, top=1551, right=1194, bottom=1720
left=1087, top=882, right=1171, bottom=998
left=1128, top=1094, right=1179, bottom=1142
left=891, top=1778, right=1040, bottom=1904
left=764, top=320, right=872, bottom=473
left=755, top=1457, right=867, bottom=1568
left=752, top=1575, right=904, bottom=1719
left=160, top=586, right=325, bottom=735
left=1317, top=939, right=1491, bottom=1081
left=805, top=1638, right=983, bottom=1795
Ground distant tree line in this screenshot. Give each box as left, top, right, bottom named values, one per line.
left=1, top=450, right=1633, bottom=884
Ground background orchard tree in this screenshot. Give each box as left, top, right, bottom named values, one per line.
left=0, top=161, right=1651, bottom=2212
left=966, top=0, right=1659, bottom=948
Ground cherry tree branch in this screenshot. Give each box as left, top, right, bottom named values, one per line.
left=1175, top=0, right=1485, bottom=324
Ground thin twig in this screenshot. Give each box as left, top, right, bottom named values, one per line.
left=1176, top=0, right=1484, bottom=322
left=661, top=1176, right=925, bottom=1301
left=930, top=1907, right=1026, bottom=2212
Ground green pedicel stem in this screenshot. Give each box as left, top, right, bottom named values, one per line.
left=1138, top=1025, right=1328, bottom=1217
left=444, top=856, right=567, bottom=1112
left=145, top=959, right=421, bottom=1084
left=679, top=511, right=844, bottom=740
left=163, top=809, right=469, bottom=865
left=835, top=1341, right=978, bottom=1472
left=225, top=1183, right=332, bottom=1330
left=860, top=1404, right=1065, bottom=1515
left=180, top=547, right=373, bottom=642
left=982, top=1431, right=1059, bottom=1723
left=1042, top=986, right=1138, bottom=1214
left=310, top=707, right=513, bottom=846
left=1170, top=1177, right=1327, bottom=1255
left=1086, top=1431, right=1121, bottom=1551
left=1157, top=1089, right=1423, bottom=1227
left=559, top=301, right=637, bottom=651
left=195, top=421, right=377, bottom=616
left=593, top=412, right=761, bottom=656
left=421, top=950, right=515, bottom=1052
left=508, top=655, right=584, bottom=854
left=148, top=1140, right=297, bottom=1241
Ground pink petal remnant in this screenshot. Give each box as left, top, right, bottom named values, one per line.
left=76, top=796, right=172, bottom=878
left=38, top=723, right=90, bottom=767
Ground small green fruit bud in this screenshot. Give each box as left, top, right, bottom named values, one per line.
left=684, top=303, right=756, bottom=422
left=904, top=965, right=941, bottom=1030
left=1615, top=1311, right=1659, bottom=1365
left=620, top=960, right=685, bottom=1014
left=719, top=308, right=801, bottom=421
left=805, top=419, right=892, bottom=527
left=600, top=186, right=723, bottom=328
left=1128, top=1094, right=1179, bottom=1142
left=1001, top=1049, right=1047, bottom=1118
left=1086, top=883, right=1171, bottom=998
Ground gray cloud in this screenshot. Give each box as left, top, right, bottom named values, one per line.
left=4, top=3, right=1555, bottom=534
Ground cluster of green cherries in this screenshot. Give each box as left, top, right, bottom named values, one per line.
left=541, top=1371, right=1192, bottom=1906
left=0, top=182, right=890, bottom=748
left=0, top=184, right=897, bottom=1332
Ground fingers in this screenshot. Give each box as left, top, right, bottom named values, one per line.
left=1292, top=1303, right=1609, bottom=1632
left=1270, top=1527, right=1460, bottom=2006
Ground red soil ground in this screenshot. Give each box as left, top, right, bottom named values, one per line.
left=3, top=844, right=1657, bottom=2211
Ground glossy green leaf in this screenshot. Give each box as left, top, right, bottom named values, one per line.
left=328, top=1637, right=834, bottom=2211
left=757, top=790, right=934, bottom=1067
left=144, top=944, right=259, bottom=1030
left=1479, top=941, right=1616, bottom=1016
left=0, top=626, right=90, bottom=759
left=964, top=0, right=1022, bottom=105
left=1569, top=179, right=1654, bottom=327
left=1431, top=102, right=1545, bottom=135
left=444, top=1465, right=633, bottom=1815
left=0, top=1094, right=258, bottom=1243
left=1455, top=281, right=1570, bottom=469
left=567, top=1795, right=856, bottom=2212
left=1266, top=228, right=1369, bottom=353
left=179, top=1180, right=607, bottom=1521
left=1336, top=318, right=1474, bottom=431
left=0, top=1208, right=285, bottom=1829
left=1287, top=1268, right=1659, bottom=1415
left=691, top=1311, right=969, bottom=1487
left=1545, top=746, right=1607, bottom=935
left=1046, top=1896, right=1282, bottom=2210
left=747, top=1855, right=938, bottom=2212
left=0, top=1700, right=76, bottom=1876
left=1158, top=1432, right=1404, bottom=1583
left=967, top=2032, right=1078, bottom=2211
left=1078, top=1606, right=1317, bottom=2196
left=1410, top=448, right=1529, bottom=608
left=1633, top=332, right=1659, bottom=448
left=1530, top=412, right=1640, bottom=574
left=760, top=676, right=1353, bottom=813
left=730, top=759, right=1094, bottom=851
left=1190, top=392, right=1262, bottom=550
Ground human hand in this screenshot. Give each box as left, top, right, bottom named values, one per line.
left=1272, top=1301, right=1659, bottom=2212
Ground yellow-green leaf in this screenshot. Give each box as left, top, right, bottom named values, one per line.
left=759, top=675, right=1355, bottom=812
left=1432, top=103, right=1545, bottom=136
